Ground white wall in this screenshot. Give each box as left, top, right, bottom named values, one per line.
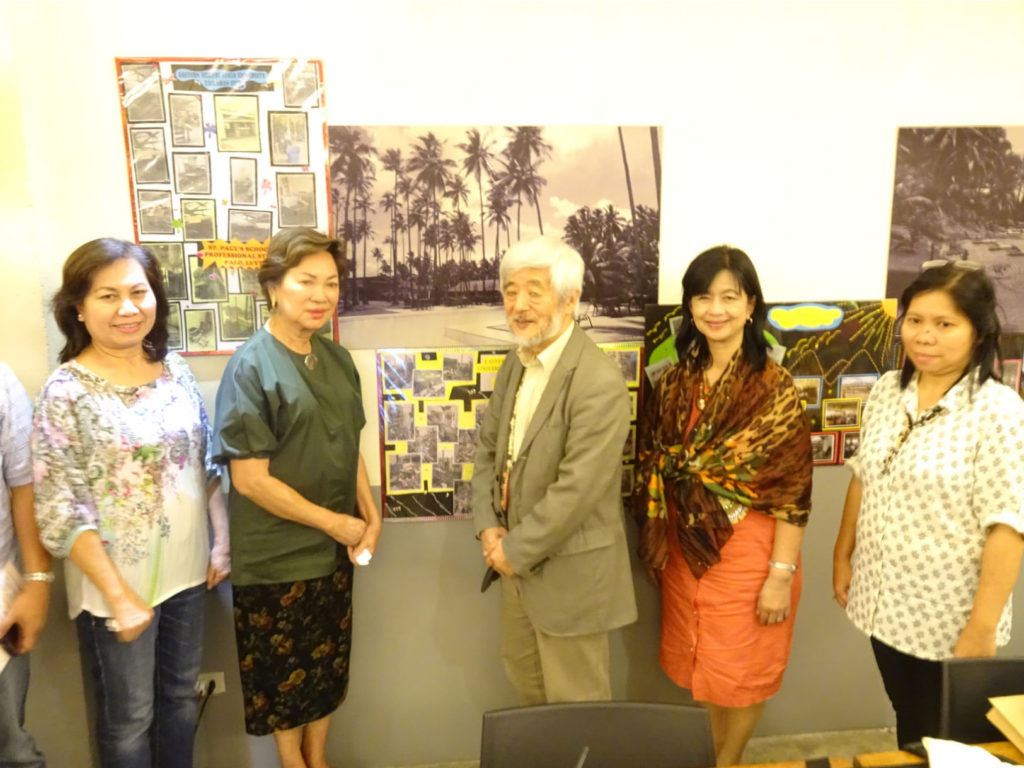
left=4, top=2, right=1024, bottom=766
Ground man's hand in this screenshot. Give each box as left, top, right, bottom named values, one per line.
left=485, top=536, right=516, bottom=577
left=0, top=581, right=50, bottom=654
left=480, top=526, right=507, bottom=557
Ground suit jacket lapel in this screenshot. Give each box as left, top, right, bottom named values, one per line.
left=494, top=355, right=524, bottom=470
left=518, top=325, right=584, bottom=455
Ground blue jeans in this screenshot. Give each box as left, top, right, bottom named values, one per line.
left=76, top=583, right=205, bottom=768
left=0, top=652, right=46, bottom=767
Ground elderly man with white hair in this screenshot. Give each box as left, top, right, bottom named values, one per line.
left=473, top=236, right=637, bottom=704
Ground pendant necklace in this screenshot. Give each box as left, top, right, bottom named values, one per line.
left=304, top=352, right=319, bottom=371
left=698, top=369, right=712, bottom=410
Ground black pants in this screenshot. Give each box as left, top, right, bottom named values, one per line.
left=871, top=637, right=942, bottom=748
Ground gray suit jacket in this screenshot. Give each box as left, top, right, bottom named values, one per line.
left=473, top=325, right=638, bottom=636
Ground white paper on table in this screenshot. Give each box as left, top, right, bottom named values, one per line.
left=0, top=560, right=23, bottom=673
left=923, top=736, right=1007, bottom=768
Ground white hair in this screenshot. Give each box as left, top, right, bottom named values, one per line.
left=499, top=236, right=584, bottom=303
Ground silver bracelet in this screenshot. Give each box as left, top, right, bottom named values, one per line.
left=768, top=560, right=798, bottom=573
left=23, top=571, right=55, bottom=583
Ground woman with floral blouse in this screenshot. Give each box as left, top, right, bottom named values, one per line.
left=32, top=238, right=230, bottom=768
left=833, top=261, right=1024, bottom=749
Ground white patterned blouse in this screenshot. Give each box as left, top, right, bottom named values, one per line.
left=845, top=368, right=1024, bottom=660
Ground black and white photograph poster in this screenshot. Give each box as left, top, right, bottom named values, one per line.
left=887, top=126, right=1024, bottom=330
left=329, top=124, right=662, bottom=349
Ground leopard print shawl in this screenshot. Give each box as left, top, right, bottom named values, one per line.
left=633, top=351, right=812, bottom=579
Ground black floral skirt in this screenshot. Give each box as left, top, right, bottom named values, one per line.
left=232, top=561, right=353, bottom=735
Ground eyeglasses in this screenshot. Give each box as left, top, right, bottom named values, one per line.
left=920, top=259, right=983, bottom=272
left=881, top=409, right=942, bottom=474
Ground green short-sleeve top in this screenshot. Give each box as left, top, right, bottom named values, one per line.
left=213, top=328, right=365, bottom=585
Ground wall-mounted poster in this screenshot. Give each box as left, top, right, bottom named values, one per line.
left=116, top=57, right=330, bottom=354
left=329, top=124, right=662, bottom=350
left=886, top=126, right=1024, bottom=330
left=378, top=341, right=643, bottom=520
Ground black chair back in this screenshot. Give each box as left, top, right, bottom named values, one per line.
left=939, top=657, right=1024, bottom=743
left=479, top=701, right=714, bottom=768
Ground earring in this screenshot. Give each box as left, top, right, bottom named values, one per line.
left=77, top=313, right=83, bottom=321
left=746, top=316, right=753, bottom=324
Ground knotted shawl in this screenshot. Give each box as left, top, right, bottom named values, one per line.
left=633, top=351, right=812, bottom=579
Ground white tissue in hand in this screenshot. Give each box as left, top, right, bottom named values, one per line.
left=355, top=550, right=372, bottom=566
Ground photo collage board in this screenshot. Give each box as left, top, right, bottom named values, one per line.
left=643, top=301, right=903, bottom=467
left=116, top=57, right=330, bottom=354
left=378, top=341, right=644, bottom=520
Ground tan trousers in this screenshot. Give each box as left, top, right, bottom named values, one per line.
left=500, top=576, right=611, bottom=705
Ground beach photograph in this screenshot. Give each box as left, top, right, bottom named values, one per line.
left=327, top=124, right=662, bottom=349
left=887, top=126, right=1024, bottom=330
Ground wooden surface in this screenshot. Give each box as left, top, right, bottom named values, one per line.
left=728, top=759, right=853, bottom=768
left=852, top=740, right=1024, bottom=766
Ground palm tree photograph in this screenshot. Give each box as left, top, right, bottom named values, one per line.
left=328, top=124, right=662, bottom=349
left=887, top=125, right=1024, bottom=329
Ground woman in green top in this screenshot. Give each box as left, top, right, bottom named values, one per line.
left=213, top=228, right=381, bottom=768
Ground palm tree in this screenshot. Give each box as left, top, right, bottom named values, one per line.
left=380, top=190, right=400, bottom=301
left=457, top=128, right=496, bottom=263
left=446, top=174, right=470, bottom=214
left=407, top=200, right=428, bottom=260
left=397, top=175, right=414, bottom=259
left=650, top=126, right=662, bottom=216
left=451, top=210, right=477, bottom=263
left=372, top=246, right=388, bottom=279
left=563, top=206, right=610, bottom=303
left=617, top=127, right=638, bottom=226
left=328, top=126, right=376, bottom=308
left=407, top=132, right=456, bottom=270
left=486, top=187, right=512, bottom=260
left=380, top=148, right=404, bottom=300
left=502, top=126, right=552, bottom=235
left=505, top=125, right=552, bottom=168
left=493, top=156, right=546, bottom=238
left=354, top=194, right=375, bottom=304
left=438, top=217, right=457, bottom=264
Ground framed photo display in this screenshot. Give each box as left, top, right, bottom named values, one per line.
left=172, top=152, right=212, bottom=195
left=116, top=57, right=331, bottom=354
left=276, top=172, right=317, bottom=227
left=268, top=111, right=309, bottom=166
left=230, top=157, right=257, bottom=205
left=168, top=93, right=204, bottom=147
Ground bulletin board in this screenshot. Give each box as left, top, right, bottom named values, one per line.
left=115, top=57, right=331, bottom=354
left=378, top=341, right=644, bottom=520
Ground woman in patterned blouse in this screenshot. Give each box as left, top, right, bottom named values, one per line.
left=833, top=261, right=1024, bottom=748
left=32, top=239, right=230, bottom=768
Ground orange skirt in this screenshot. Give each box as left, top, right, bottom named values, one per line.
left=660, top=509, right=801, bottom=707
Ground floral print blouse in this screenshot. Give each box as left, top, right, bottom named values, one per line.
left=32, top=353, right=218, bottom=618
